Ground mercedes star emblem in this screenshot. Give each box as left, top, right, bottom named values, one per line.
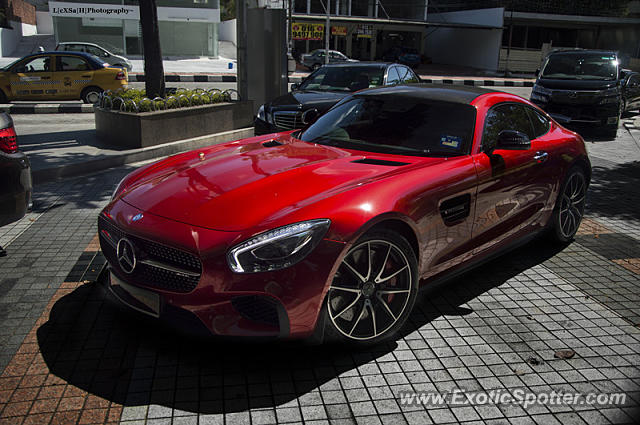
left=116, top=238, right=136, bottom=274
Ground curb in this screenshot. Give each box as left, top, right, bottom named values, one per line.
left=0, top=104, right=94, bottom=114
left=32, top=127, right=255, bottom=185
left=130, top=74, right=237, bottom=83
left=287, top=74, right=535, bottom=87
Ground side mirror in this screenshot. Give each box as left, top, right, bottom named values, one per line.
left=291, top=83, right=299, bottom=91
left=301, top=108, right=319, bottom=125
left=14, top=66, right=25, bottom=73
left=496, top=130, right=530, bottom=150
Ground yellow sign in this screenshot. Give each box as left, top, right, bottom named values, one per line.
left=292, top=22, right=324, bottom=40
left=356, top=24, right=373, bottom=38
left=331, top=26, right=347, bottom=36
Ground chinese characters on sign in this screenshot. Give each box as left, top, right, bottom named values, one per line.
left=331, top=26, right=347, bottom=36
left=292, top=23, right=325, bottom=40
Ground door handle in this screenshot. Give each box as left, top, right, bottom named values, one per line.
left=81, top=75, right=91, bottom=78
left=534, top=151, right=548, bottom=163
left=41, top=76, right=50, bottom=79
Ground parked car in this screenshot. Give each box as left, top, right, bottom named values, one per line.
left=0, top=52, right=128, bottom=104
left=301, top=49, right=358, bottom=70
left=530, top=49, right=640, bottom=137
left=99, top=84, right=590, bottom=344
left=382, top=47, right=421, bottom=68
left=255, top=62, right=420, bottom=135
left=56, top=42, right=133, bottom=72
left=0, top=112, right=31, bottom=256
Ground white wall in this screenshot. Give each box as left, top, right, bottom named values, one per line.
left=36, top=11, right=54, bottom=34
left=425, top=8, right=504, bottom=71
left=218, top=19, right=236, bottom=45
left=0, top=21, right=23, bottom=57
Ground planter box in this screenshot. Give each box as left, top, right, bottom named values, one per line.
left=95, top=101, right=254, bottom=149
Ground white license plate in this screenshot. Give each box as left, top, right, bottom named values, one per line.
left=110, top=272, right=160, bottom=317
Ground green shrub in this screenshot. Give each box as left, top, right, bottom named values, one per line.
left=102, top=88, right=232, bottom=113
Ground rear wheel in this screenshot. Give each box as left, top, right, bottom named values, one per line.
left=81, top=86, right=103, bottom=104
left=321, top=229, right=418, bottom=345
left=550, top=167, right=587, bottom=243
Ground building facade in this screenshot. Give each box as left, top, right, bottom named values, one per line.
left=48, top=0, right=220, bottom=57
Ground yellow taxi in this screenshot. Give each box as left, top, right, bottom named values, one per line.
left=0, top=51, right=128, bottom=104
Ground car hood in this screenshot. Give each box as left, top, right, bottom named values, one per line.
left=537, top=78, right=617, bottom=90
left=119, top=135, right=433, bottom=231
left=269, top=90, right=350, bottom=111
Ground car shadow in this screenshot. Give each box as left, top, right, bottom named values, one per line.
left=35, top=235, right=569, bottom=414
left=587, top=160, right=640, bottom=222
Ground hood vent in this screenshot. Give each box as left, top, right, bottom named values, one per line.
left=351, top=158, right=410, bottom=167
left=262, top=140, right=283, bottom=148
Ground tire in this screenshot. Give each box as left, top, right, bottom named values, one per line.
left=549, top=166, right=587, bottom=243
left=81, top=86, right=103, bottom=104
left=320, top=229, right=419, bottom=345
left=0, top=89, right=7, bottom=104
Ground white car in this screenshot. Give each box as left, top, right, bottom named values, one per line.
left=56, top=42, right=133, bottom=72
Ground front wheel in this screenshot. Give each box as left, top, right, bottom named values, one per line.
left=550, top=167, right=587, bottom=243
left=321, top=229, right=418, bottom=345
left=81, top=86, right=103, bottom=104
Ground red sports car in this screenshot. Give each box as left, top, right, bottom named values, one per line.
left=99, top=84, right=590, bottom=344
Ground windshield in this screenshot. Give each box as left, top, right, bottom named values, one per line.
left=298, top=94, right=476, bottom=157
left=298, top=66, right=385, bottom=92
left=541, top=53, right=618, bottom=80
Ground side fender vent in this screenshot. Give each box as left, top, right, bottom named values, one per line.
left=440, top=194, right=471, bottom=225
left=351, top=158, right=410, bottom=167
left=262, top=140, right=283, bottom=148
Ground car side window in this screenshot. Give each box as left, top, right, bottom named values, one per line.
left=86, top=46, right=107, bottom=57
left=386, top=67, right=400, bottom=85
left=482, top=103, right=534, bottom=152
left=628, top=74, right=640, bottom=87
left=401, top=66, right=420, bottom=83
left=14, top=56, right=51, bottom=73
left=56, top=56, right=89, bottom=72
left=526, top=107, right=550, bottom=139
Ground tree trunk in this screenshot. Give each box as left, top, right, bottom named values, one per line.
left=139, top=0, right=165, bottom=98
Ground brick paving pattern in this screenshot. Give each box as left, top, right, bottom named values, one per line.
left=0, top=131, right=639, bottom=424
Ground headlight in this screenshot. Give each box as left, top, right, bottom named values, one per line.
left=599, top=87, right=621, bottom=104
left=531, top=84, right=552, bottom=102
left=227, top=219, right=331, bottom=273
left=257, top=104, right=266, bottom=121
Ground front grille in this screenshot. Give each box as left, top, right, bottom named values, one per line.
left=551, top=90, right=599, bottom=105
left=273, top=111, right=302, bottom=130
left=98, top=215, right=202, bottom=293
left=231, top=295, right=280, bottom=327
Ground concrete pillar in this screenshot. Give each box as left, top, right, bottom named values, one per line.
left=370, top=29, right=376, bottom=60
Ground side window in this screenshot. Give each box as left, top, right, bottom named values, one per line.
left=14, top=56, right=51, bottom=73
left=482, top=103, right=534, bottom=152
left=526, top=107, right=550, bottom=139
left=86, top=46, right=106, bottom=57
left=386, top=67, right=400, bottom=85
left=629, top=75, right=640, bottom=87
left=401, top=66, right=420, bottom=83
left=56, top=56, right=89, bottom=71
left=66, top=44, right=82, bottom=52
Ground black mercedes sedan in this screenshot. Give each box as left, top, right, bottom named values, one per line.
left=0, top=112, right=31, bottom=256
left=254, top=62, right=420, bottom=135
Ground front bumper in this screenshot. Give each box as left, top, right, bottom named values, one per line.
left=0, top=151, right=32, bottom=227
left=98, top=201, right=345, bottom=339
left=532, top=99, right=620, bottom=127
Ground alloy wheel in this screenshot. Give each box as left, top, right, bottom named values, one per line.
left=558, top=171, right=586, bottom=238
left=327, top=239, right=413, bottom=341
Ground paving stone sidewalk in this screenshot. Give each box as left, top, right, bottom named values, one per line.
left=0, top=131, right=639, bottom=424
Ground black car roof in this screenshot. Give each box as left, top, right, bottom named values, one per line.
left=354, top=83, right=498, bottom=105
